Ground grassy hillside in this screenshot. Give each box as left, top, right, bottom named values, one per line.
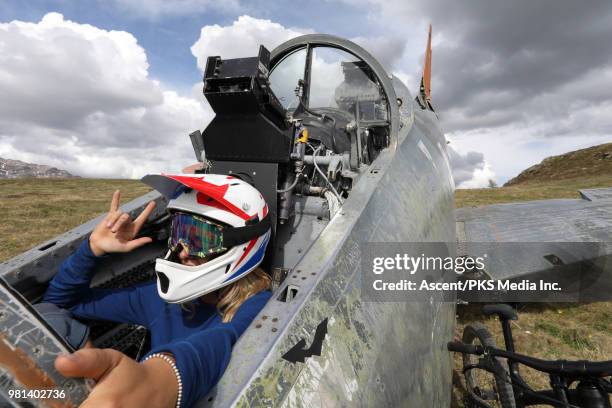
left=505, top=142, right=612, bottom=186
left=0, top=178, right=149, bottom=261
left=456, top=173, right=612, bottom=208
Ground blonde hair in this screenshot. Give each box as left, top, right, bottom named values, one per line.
left=217, top=267, right=271, bottom=322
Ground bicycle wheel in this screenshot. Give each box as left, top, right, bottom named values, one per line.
left=462, top=323, right=516, bottom=408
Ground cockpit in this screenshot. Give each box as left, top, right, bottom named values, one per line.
left=186, top=38, right=402, bottom=281
left=195, top=42, right=395, bottom=206
left=269, top=45, right=391, bottom=160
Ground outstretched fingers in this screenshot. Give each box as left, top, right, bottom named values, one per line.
left=109, top=190, right=121, bottom=213
left=105, top=211, right=123, bottom=228
left=110, top=213, right=131, bottom=233
left=105, top=190, right=122, bottom=227
left=133, top=201, right=156, bottom=232
left=125, top=237, right=153, bottom=252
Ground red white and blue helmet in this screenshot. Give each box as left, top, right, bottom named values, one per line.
left=142, top=173, right=271, bottom=303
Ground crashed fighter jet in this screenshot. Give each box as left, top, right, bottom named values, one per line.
left=10, top=23, right=609, bottom=407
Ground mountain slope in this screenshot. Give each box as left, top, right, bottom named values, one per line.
left=0, top=157, right=76, bottom=178
left=505, top=143, right=611, bottom=186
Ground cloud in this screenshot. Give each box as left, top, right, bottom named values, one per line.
left=448, top=145, right=496, bottom=189
left=191, top=15, right=405, bottom=110
left=381, top=0, right=612, bottom=131
left=190, top=15, right=405, bottom=76
left=0, top=13, right=209, bottom=178
left=109, top=0, right=241, bottom=19
left=340, top=0, right=612, bottom=183
left=191, top=15, right=308, bottom=72
left=448, top=148, right=484, bottom=186
left=349, top=35, right=408, bottom=73
left=456, top=163, right=496, bottom=189
left=192, top=17, right=344, bottom=109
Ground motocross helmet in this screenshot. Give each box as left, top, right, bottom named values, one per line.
left=142, top=173, right=271, bottom=303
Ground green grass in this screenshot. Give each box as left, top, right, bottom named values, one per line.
left=535, top=321, right=597, bottom=350
left=535, top=320, right=562, bottom=337
left=504, top=143, right=612, bottom=186
left=0, top=178, right=149, bottom=261
left=456, top=174, right=612, bottom=208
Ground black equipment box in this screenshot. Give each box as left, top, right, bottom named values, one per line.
left=200, top=45, right=293, bottom=163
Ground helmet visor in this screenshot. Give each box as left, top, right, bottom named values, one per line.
left=169, top=212, right=225, bottom=257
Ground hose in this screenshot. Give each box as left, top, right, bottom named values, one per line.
left=276, top=173, right=302, bottom=193
left=312, top=145, right=344, bottom=203
left=324, top=190, right=341, bottom=218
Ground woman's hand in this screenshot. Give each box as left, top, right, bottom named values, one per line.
left=55, top=348, right=178, bottom=408
left=89, top=190, right=156, bottom=256
left=182, top=163, right=204, bottom=173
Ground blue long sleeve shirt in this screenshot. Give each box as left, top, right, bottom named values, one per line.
left=43, top=240, right=271, bottom=407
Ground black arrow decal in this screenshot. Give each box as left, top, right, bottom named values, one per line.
left=282, top=318, right=328, bottom=363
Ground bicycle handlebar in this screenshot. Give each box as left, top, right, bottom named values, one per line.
left=447, top=341, right=483, bottom=355
left=447, top=341, right=612, bottom=378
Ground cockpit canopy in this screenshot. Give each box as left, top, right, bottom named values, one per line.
left=268, top=44, right=391, bottom=157
left=269, top=46, right=389, bottom=123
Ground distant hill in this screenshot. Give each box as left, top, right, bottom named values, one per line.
left=0, top=157, right=77, bottom=179
left=504, top=143, right=611, bottom=186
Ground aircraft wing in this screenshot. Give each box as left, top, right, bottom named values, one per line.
left=456, top=187, right=612, bottom=298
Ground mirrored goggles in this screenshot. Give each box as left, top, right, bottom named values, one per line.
left=168, top=212, right=225, bottom=258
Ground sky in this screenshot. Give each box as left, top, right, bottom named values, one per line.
left=0, top=0, right=610, bottom=187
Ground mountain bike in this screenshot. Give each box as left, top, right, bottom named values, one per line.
left=448, top=304, right=612, bottom=408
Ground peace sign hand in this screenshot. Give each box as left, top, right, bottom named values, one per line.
left=89, top=190, right=156, bottom=256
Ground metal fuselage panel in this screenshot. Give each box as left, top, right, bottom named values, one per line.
left=203, top=96, right=456, bottom=407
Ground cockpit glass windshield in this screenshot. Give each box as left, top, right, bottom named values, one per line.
left=310, top=47, right=387, bottom=122
left=269, top=47, right=307, bottom=110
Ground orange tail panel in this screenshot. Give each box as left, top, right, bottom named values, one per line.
left=422, top=24, right=432, bottom=102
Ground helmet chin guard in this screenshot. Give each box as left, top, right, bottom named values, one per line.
left=142, top=173, right=271, bottom=303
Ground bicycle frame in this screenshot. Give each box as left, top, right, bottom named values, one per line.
left=450, top=304, right=612, bottom=408
left=463, top=349, right=612, bottom=408
left=497, top=312, right=611, bottom=408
